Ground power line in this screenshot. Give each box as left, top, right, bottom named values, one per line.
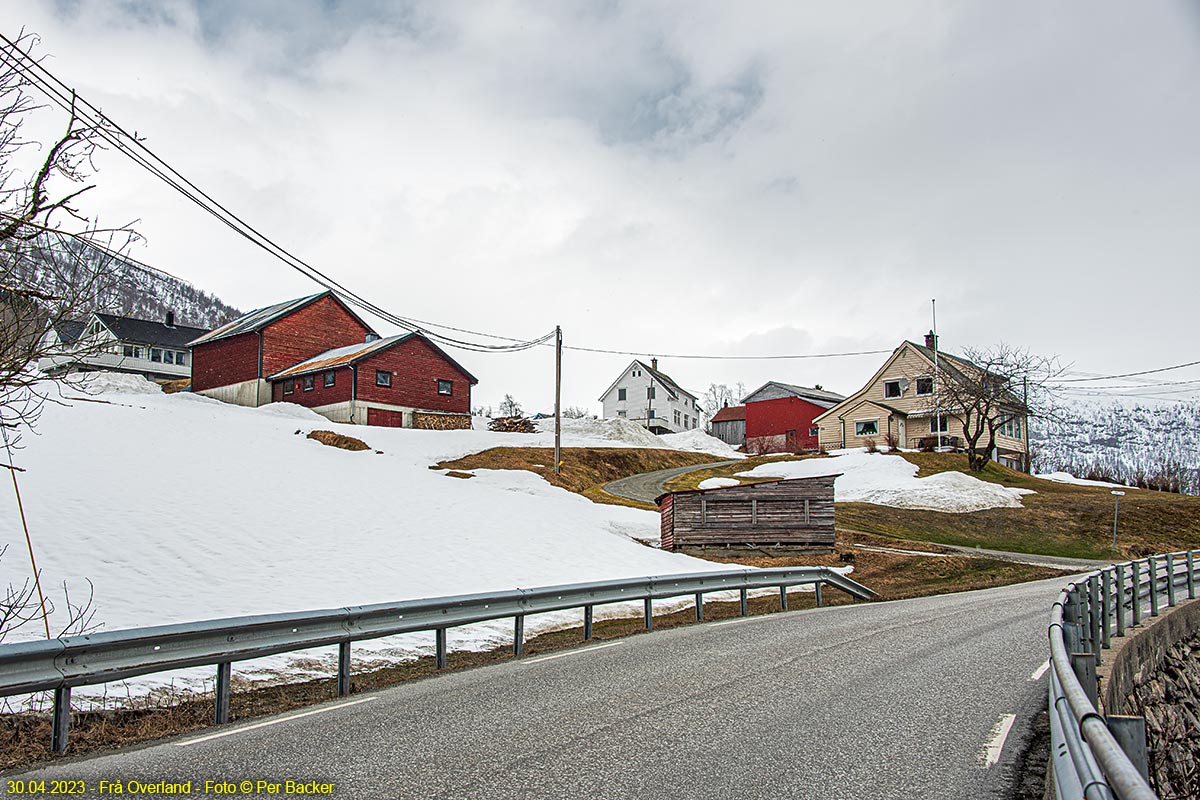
left=1051, top=359, right=1200, bottom=384
left=561, top=344, right=893, bottom=360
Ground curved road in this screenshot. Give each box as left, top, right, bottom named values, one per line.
left=12, top=578, right=1065, bottom=799
left=604, top=459, right=740, bottom=504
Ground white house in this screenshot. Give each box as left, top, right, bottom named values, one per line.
left=598, top=359, right=701, bottom=434
left=38, top=312, right=209, bottom=382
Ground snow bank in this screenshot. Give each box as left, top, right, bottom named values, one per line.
left=533, top=415, right=663, bottom=447
left=1035, top=471, right=1133, bottom=490
left=738, top=451, right=1035, bottom=513
left=698, top=477, right=741, bottom=490
left=658, top=430, right=745, bottom=459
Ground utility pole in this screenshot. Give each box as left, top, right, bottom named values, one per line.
left=1023, top=376, right=1030, bottom=473
left=932, top=299, right=941, bottom=449
left=1111, top=490, right=1125, bottom=550
left=554, top=325, right=562, bottom=474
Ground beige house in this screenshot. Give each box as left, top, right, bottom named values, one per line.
left=813, top=334, right=1029, bottom=470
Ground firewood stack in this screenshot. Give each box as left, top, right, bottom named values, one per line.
left=488, top=416, right=538, bottom=433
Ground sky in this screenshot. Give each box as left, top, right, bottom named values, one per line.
left=9, top=1, right=1200, bottom=414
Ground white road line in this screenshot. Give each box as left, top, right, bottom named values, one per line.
left=712, top=616, right=759, bottom=627
left=1029, top=660, right=1050, bottom=681
left=174, top=697, right=377, bottom=747
left=525, top=641, right=624, bottom=663
left=981, top=713, right=1017, bottom=768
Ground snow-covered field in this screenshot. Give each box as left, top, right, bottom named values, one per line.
left=737, top=450, right=1035, bottom=513
left=0, top=376, right=749, bottom=702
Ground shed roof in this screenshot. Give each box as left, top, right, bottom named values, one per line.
left=710, top=405, right=746, bottom=423
left=188, top=291, right=374, bottom=347
left=654, top=474, right=842, bottom=505
left=94, top=313, right=210, bottom=349
left=267, top=331, right=479, bottom=384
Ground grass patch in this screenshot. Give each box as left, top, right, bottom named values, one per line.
left=438, top=447, right=717, bottom=508
left=0, top=527, right=1064, bottom=772
left=306, top=430, right=371, bottom=452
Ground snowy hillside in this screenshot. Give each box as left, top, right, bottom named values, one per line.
left=1031, top=398, right=1200, bottom=494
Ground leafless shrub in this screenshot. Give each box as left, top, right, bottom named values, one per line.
left=863, top=438, right=878, bottom=454
left=883, top=431, right=900, bottom=452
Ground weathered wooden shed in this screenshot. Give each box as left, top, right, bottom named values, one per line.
left=656, top=475, right=840, bottom=551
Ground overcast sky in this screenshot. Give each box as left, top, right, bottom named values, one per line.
left=13, top=1, right=1200, bottom=413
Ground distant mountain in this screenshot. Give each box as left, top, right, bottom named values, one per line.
left=8, top=231, right=241, bottom=330
left=1030, top=397, right=1200, bottom=494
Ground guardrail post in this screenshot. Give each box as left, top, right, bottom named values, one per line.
left=1101, top=569, right=1112, bottom=649
left=1088, top=576, right=1102, bottom=664
left=215, top=662, right=231, bottom=724
left=1166, top=553, right=1177, bottom=607
left=1106, top=716, right=1151, bottom=784
left=1148, top=557, right=1160, bottom=617
left=644, top=598, right=653, bottom=631
left=739, top=588, right=748, bottom=616
left=1116, top=564, right=1127, bottom=637
left=1071, top=652, right=1098, bottom=709
left=513, top=615, right=525, bottom=657
left=815, top=582, right=824, bottom=608
left=51, top=686, right=70, bottom=754
left=584, top=605, right=594, bottom=640
left=779, top=585, right=788, bottom=611
left=338, top=641, right=351, bottom=696
left=435, top=629, right=447, bottom=670
left=1189, top=551, right=1196, bottom=600
left=1131, top=561, right=1142, bottom=627
left=694, top=593, right=704, bottom=621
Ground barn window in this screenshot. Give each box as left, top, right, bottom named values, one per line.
left=916, top=378, right=933, bottom=395
left=376, top=370, right=391, bottom=387
left=324, top=370, right=336, bottom=388
left=617, top=388, right=626, bottom=401
left=303, top=375, right=315, bottom=392
left=283, top=379, right=295, bottom=395
left=855, top=420, right=878, bottom=437
left=437, top=379, right=453, bottom=395
left=884, top=381, right=901, bottom=399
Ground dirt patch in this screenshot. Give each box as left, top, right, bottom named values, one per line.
left=306, top=430, right=371, bottom=452
left=444, top=470, right=474, bottom=480
left=158, top=379, right=190, bottom=394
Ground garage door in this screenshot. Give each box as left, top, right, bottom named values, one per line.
left=366, top=408, right=404, bottom=427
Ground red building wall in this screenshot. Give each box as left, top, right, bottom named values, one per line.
left=745, top=397, right=827, bottom=451
left=356, top=337, right=473, bottom=414
left=260, top=296, right=372, bottom=378
left=270, top=367, right=352, bottom=406
left=191, top=331, right=260, bottom=392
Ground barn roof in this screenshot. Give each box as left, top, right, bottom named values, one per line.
left=742, top=381, right=846, bottom=408
left=188, top=291, right=374, bottom=347
left=268, top=331, right=479, bottom=384
left=654, top=474, right=843, bottom=505
left=710, top=405, right=746, bottom=423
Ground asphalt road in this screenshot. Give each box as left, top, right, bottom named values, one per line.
left=603, top=459, right=740, bottom=504
left=8, top=578, right=1065, bottom=800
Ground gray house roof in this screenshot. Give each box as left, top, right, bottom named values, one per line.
left=597, top=359, right=699, bottom=403
left=741, top=381, right=846, bottom=409
left=94, top=313, right=209, bottom=349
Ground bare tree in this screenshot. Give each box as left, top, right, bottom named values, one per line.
left=561, top=405, right=589, bottom=419
left=922, top=343, right=1063, bottom=472
left=498, top=394, right=523, bottom=417
left=0, top=30, right=139, bottom=445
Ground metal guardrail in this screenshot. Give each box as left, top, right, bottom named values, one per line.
left=1049, top=550, right=1198, bottom=800
left=0, top=565, right=875, bottom=754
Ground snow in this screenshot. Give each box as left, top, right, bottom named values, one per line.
left=698, top=477, right=741, bottom=490
left=0, top=377, right=825, bottom=703
left=737, top=451, right=1035, bottom=513
left=657, top=430, right=745, bottom=458
left=1035, top=471, right=1133, bottom=490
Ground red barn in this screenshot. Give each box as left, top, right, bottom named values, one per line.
left=743, top=382, right=845, bottom=454
left=189, top=291, right=374, bottom=407
left=267, top=332, right=477, bottom=429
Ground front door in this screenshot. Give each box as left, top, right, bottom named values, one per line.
left=898, top=419, right=906, bottom=449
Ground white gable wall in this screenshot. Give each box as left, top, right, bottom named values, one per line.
left=599, top=362, right=700, bottom=433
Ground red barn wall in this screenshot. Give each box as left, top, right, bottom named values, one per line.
left=191, top=331, right=260, bottom=392
left=270, top=367, right=353, bottom=406
left=356, top=337, right=472, bottom=413
left=260, top=296, right=372, bottom=379
left=745, top=397, right=827, bottom=451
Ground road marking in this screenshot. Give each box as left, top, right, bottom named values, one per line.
left=981, top=713, right=1017, bottom=768
left=1029, top=660, right=1050, bottom=681
left=174, top=697, right=377, bottom=747
left=712, top=616, right=760, bottom=627
left=525, top=641, right=623, bottom=663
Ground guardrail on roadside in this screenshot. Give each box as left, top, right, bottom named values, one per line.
left=0, top=566, right=876, bottom=754
left=1049, top=550, right=1198, bottom=800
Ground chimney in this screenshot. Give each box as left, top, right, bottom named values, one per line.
left=651, top=357, right=658, bottom=371
left=165, top=310, right=175, bottom=328
left=365, top=332, right=381, bottom=343
left=924, top=330, right=937, bottom=350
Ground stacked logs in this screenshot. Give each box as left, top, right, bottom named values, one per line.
left=488, top=416, right=537, bottom=433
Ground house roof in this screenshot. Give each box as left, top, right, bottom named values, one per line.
left=710, top=405, right=746, bottom=423
left=267, top=331, right=479, bottom=384
left=188, top=291, right=374, bottom=347
left=742, top=381, right=846, bottom=409
left=597, top=359, right=699, bottom=403
left=53, top=319, right=87, bottom=345
left=93, top=313, right=210, bottom=349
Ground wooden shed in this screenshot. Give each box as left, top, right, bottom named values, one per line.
left=656, top=475, right=840, bottom=551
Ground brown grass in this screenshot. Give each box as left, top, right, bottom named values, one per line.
left=0, top=527, right=1063, bottom=771
left=158, top=379, right=190, bottom=394
left=306, top=430, right=371, bottom=452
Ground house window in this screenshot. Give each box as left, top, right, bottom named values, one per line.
left=674, top=410, right=681, bottom=425
left=283, top=379, right=295, bottom=396
left=163, top=350, right=175, bottom=364
left=324, top=370, right=336, bottom=388
left=617, top=388, right=626, bottom=401
left=999, top=416, right=1022, bottom=438
left=810, top=426, right=819, bottom=438
left=855, top=420, right=879, bottom=437
left=647, top=408, right=656, bottom=420
left=302, top=375, right=315, bottom=392
left=647, top=386, right=656, bottom=400
left=123, top=345, right=143, bottom=359
left=916, top=378, right=933, bottom=396
left=884, top=381, right=901, bottom=399
left=150, top=348, right=163, bottom=363
left=930, top=416, right=949, bottom=433
left=437, top=379, right=453, bottom=395
left=376, top=370, right=391, bottom=387
left=617, top=410, right=626, bottom=417
left=176, top=351, right=187, bottom=366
